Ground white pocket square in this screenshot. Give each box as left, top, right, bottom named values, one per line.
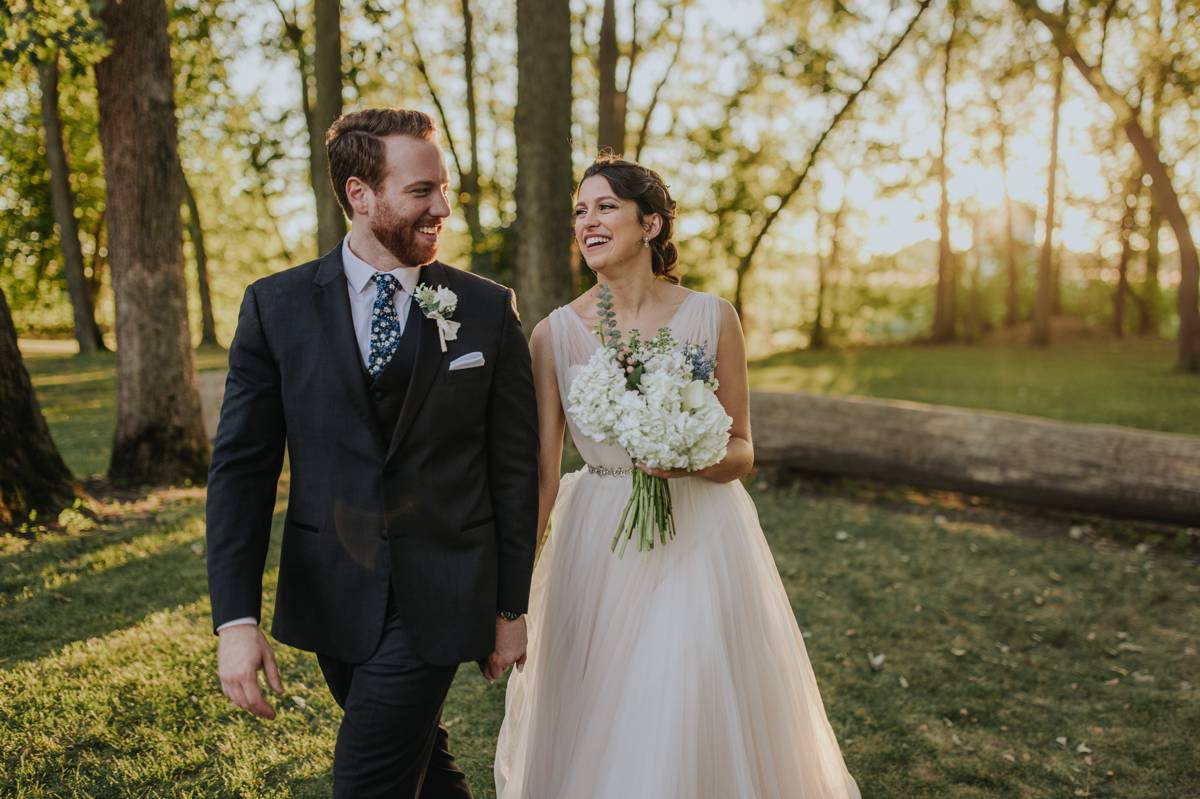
left=448, top=351, right=486, bottom=371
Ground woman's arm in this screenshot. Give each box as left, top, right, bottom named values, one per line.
left=639, top=298, right=754, bottom=484
left=530, top=318, right=567, bottom=548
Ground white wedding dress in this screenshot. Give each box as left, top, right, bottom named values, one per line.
left=494, top=291, right=860, bottom=799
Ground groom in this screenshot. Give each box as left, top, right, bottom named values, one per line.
left=206, top=108, right=538, bottom=797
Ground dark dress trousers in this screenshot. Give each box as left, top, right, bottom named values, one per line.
left=205, top=246, right=538, bottom=796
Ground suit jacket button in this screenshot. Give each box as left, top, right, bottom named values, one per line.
left=379, top=527, right=388, bottom=541
left=373, top=389, right=385, bottom=401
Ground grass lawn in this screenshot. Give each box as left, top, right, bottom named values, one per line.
left=3, top=341, right=1197, bottom=797
left=750, top=335, right=1200, bottom=436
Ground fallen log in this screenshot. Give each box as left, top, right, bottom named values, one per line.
left=750, top=390, right=1200, bottom=525
left=199, top=371, right=1199, bottom=524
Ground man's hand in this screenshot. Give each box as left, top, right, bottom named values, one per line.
left=479, top=615, right=527, bottom=682
left=218, top=624, right=283, bottom=719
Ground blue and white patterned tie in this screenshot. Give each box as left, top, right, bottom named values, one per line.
left=367, top=273, right=403, bottom=378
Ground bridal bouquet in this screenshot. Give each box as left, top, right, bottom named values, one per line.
left=568, top=285, right=732, bottom=557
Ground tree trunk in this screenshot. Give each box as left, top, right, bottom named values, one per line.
left=932, top=4, right=958, bottom=342
left=515, top=0, right=575, bottom=331
left=996, top=115, right=1019, bottom=327
left=1139, top=60, right=1165, bottom=335
left=750, top=390, right=1200, bottom=525
left=38, top=50, right=106, bottom=355
left=179, top=166, right=219, bottom=347
left=1032, top=50, right=1063, bottom=347
left=94, top=0, right=210, bottom=485
left=811, top=198, right=845, bottom=350
left=597, top=0, right=626, bottom=155
left=1113, top=189, right=1135, bottom=338
left=0, top=286, right=82, bottom=528
left=1013, top=0, right=1199, bottom=370
left=460, top=0, right=486, bottom=274
left=87, top=211, right=106, bottom=309
left=312, top=0, right=346, bottom=254
left=966, top=209, right=983, bottom=341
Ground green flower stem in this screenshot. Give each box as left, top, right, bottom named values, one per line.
left=611, top=471, right=676, bottom=559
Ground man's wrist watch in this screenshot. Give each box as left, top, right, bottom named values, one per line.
left=497, top=610, right=523, bottom=621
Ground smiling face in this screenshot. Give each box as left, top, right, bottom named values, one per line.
left=574, top=175, right=660, bottom=274
left=348, top=134, right=450, bottom=267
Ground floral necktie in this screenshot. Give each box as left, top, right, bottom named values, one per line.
left=367, top=273, right=403, bottom=378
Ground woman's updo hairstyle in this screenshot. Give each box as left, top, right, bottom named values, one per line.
left=579, top=153, right=680, bottom=284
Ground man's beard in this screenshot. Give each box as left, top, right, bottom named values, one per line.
left=371, top=200, right=439, bottom=267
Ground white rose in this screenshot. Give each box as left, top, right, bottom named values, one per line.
left=681, top=379, right=707, bottom=411
left=434, top=286, right=458, bottom=312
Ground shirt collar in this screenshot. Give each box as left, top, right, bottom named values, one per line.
left=341, top=235, right=422, bottom=296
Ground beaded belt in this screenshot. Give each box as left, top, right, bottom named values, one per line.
left=586, top=464, right=634, bottom=477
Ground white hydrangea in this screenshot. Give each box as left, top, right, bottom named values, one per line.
left=568, top=340, right=731, bottom=473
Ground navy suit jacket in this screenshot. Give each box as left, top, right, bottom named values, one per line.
left=205, top=247, right=538, bottom=665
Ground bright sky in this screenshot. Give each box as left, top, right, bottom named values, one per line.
left=224, top=0, right=1182, bottom=262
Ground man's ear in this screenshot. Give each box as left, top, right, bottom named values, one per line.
left=345, top=176, right=372, bottom=217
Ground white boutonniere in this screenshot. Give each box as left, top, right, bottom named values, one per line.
left=413, top=284, right=460, bottom=352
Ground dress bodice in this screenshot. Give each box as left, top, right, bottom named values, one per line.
left=547, top=290, right=723, bottom=469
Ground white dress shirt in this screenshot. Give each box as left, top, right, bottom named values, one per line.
left=216, top=236, right=423, bottom=633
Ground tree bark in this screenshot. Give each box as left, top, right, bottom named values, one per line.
left=94, top=0, right=210, bottom=485
left=1012, top=0, right=1199, bottom=370
left=994, top=103, right=1020, bottom=327
left=597, top=0, right=625, bottom=155
left=932, top=4, right=958, bottom=342
left=0, top=287, right=83, bottom=528
left=1032, top=48, right=1063, bottom=347
left=38, top=50, right=106, bottom=355
left=1140, top=52, right=1165, bottom=335
left=179, top=166, right=219, bottom=347
left=312, top=0, right=346, bottom=253
left=750, top=390, right=1200, bottom=525
left=515, top=0, right=575, bottom=331
left=460, top=0, right=486, bottom=274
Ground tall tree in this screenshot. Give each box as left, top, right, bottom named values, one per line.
left=729, top=0, right=931, bottom=319
left=312, top=0, right=345, bottom=253
left=1012, top=0, right=1200, bottom=370
left=38, top=49, right=106, bottom=354
left=515, top=0, right=574, bottom=330
left=0, top=286, right=82, bottom=528
left=597, top=0, right=625, bottom=154
left=93, top=0, right=209, bottom=484
left=931, top=2, right=959, bottom=342
left=1032, top=37, right=1063, bottom=347
left=992, top=91, right=1020, bottom=328
left=179, top=165, right=219, bottom=347
left=271, top=0, right=346, bottom=255
left=596, top=0, right=687, bottom=158
left=401, top=0, right=488, bottom=275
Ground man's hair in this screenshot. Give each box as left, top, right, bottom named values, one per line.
left=325, top=108, right=437, bottom=218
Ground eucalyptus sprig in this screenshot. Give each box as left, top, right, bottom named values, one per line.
left=595, top=283, right=620, bottom=348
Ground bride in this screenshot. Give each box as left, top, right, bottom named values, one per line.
left=494, top=155, right=860, bottom=799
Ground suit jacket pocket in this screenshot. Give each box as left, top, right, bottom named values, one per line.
left=461, top=515, right=494, bottom=533
left=288, top=518, right=320, bottom=535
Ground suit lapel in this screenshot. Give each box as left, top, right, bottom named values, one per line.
left=386, top=261, right=452, bottom=462
left=314, top=247, right=384, bottom=447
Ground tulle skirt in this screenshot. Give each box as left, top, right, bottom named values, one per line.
left=494, top=469, right=860, bottom=799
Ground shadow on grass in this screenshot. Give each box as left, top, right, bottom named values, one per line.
left=1, top=504, right=285, bottom=668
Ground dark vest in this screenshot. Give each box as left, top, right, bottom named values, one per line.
left=364, top=298, right=422, bottom=443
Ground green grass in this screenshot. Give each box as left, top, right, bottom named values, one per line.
left=4, top=341, right=1198, bottom=797
left=750, top=336, right=1200, bottom=436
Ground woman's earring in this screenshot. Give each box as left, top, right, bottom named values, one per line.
left=642, top=237, right=650, bottom=248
